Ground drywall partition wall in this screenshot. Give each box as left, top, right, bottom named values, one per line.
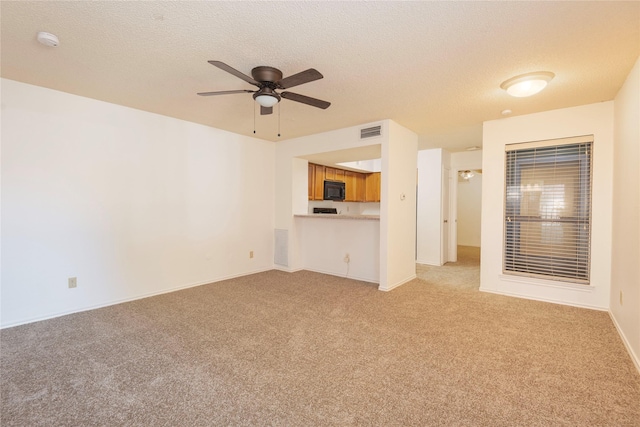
left=481, top=102, right=614, bottom=310
left=450, top=150, right=483, bottom=254
left=274, top=120, right=389, bottom=274
left=416, top=149, right=444, bottom=265
left=274, top=119, right=418, bottom=290
left=295, top=216, right=380, bottom=283
left=379, top=121, right=418, bottom=291
left=1, top=79, right=275, bottom=327
left=611, top=56, right=640, bottom=370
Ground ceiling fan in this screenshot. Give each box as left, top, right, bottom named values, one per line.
left=198, top=61, right=331, bottom=115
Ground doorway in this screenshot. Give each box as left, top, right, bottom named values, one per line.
left=449, top=166, right=482, bottom=263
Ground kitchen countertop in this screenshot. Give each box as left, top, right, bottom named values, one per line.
left=294, top=214, right=380, bottom=221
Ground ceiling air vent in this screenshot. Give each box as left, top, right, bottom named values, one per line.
left=360, top=125, right=382, bottom=139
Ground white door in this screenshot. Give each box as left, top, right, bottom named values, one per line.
left=441, top=167, right=450, bottom=265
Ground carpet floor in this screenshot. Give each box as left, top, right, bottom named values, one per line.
left=2, top=248, right=639, bottom=426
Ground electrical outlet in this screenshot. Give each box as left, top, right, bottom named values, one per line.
left=344, top=253, right=350, bottom=263
left=620, top=290, right=623, bottom=305
left=68, top=277, right=77, bottom=289
left=249, top=251, right=254, bottom=259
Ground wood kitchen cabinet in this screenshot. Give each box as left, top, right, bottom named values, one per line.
left=308, top=163, right=314, bottom=200
left=365, top=172, right=381, bottom=202
left=308, top=163, right=378, bottom=202
left=355, top=173, right=367, bottom=202
left=311, top=164, right=325, bottom=200
left=314, top=164, right=325, bottom=200
left=323, top=166, right=345, bottom=183
left=324, top=167, right=336, bottom=181
left=344, top=171, right=357, bottom=202
left=345, top=170, right=368, bottom=202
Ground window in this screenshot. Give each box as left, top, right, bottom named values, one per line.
left=504, top=136, right=593, bottom=284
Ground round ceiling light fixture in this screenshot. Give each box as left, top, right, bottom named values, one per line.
left=460, top=170, right=475, bottom=180
left=500, top=71, right=554, bottom=97
left=36, top=31, right=59, bottom=47
left=253, top=87, right=280, bottom=108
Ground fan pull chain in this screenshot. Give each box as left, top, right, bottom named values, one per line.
left=278, top=103, right=281, bottom=137
left=253, top=100, right=256, bottom=134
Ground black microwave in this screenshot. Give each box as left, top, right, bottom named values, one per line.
left=323, top=180, right=345, bottom=201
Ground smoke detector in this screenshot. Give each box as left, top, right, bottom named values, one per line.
left=37, top=32, right=59, bottom=47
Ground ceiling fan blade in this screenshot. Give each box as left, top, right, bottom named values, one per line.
left=281, top=91, right=331, bottom=109
left=197, top=89, right=255, bottom=96
left=208, top=61, right=260, bottom=86
left=277, top=69, right=323, bottom=89
left=260, top=106, right=273, bottom=115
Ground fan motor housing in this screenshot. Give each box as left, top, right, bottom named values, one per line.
left=251, top=66, right=283, bottom=84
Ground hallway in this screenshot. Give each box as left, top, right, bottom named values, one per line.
left=416, top=245, right=480, bottom=290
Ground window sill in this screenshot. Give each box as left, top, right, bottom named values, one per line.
left=499, top=274, right=594, bottom=292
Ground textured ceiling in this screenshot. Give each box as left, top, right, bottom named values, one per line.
left=1, top=1, right=639, bottom=151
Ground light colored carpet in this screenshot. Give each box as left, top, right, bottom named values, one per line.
left=2, top=252, right=639, bottom=426
left=416, top=245, right=480, bottom=291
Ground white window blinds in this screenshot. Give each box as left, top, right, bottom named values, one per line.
left=504, top=136, right=593, bottom=284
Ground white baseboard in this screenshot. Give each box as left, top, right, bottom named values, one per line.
left=379, top=274, right=417, bottom=292
left=608, top=311, right=640, bottom=375
left=478, top=287, right=608, bottom=311
left=300, top=267, right=379, bottom=285
left=416, top=259, right=443, bottom=267
left=1, top=267, right=273, bottom=329
left=272, top=265, right=303, bottom=273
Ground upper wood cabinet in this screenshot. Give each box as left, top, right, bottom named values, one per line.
left=308, top=164, right=314, bottom=200
left=311, top=164, right=325, bottom=200
left=344, top=171, right=357, bottom=202
left=313, top=165, right=324, bottom=200
left=365, top=172, right=381, bottom=202
left=356, top=173, right=367, bottom=202
left=324, top=167, right=336, bottom=181
left=324, top=167, right=345, bottom=182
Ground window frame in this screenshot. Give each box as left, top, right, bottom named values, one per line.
left=503, top=135, right=594, bottom=285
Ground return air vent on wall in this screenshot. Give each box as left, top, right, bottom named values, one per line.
left=360, top=125, right=382, bottom=139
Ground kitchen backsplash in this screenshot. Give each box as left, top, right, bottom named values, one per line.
left=308, top=200, right=380, bottom=215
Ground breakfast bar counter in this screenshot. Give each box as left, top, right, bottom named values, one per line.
left=294, top=214, right=380, bottom=221
left=294, top=214, right=380, bottom=283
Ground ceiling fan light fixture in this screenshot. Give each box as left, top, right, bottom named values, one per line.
left=500, top=71, right=554, bottom=97
left=253, top=87, right=281, bottom=108
left=201, top=61, right=330, bottom=116
left=255, top=94, right=279, bottom=108
left=460, top=170, right=475, bottom=180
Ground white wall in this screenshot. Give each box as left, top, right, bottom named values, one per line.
left=481, top=102, right=614, bottom=310
left=379, top=120, right=418, bottom=290
left=611, top=56, right=640, bottom=370
left=1, top=79, right=275, bottom=327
